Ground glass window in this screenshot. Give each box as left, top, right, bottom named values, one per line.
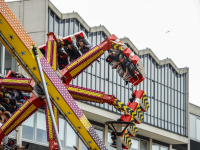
left=153, top=144, right=168, bottom=150
left=152, top=145, right=159, bottom=150
left=59, top=20, right=64, bottom=37
left=36, top=112, right=48, bottom=144
left=5, top=50, right=18, bottom=74
left=59, top=118, right=65, bottom=147
left=80, top=24, right=84, bottom=31
left=9, top=130, right=16, bottom=137
left=65, top=19, right=70, bottom=36
left=95, top=128, right=103, bottom=141
left=54, top=17, right=59, bottom=36
left=162, top=66, right=164, bottom=84
left=22, top=114, right=35, bottom=140
left=88, top=33, right=93, bottom=43
left=161, top=147, right=168, bottom=150
left=97, top=31, right=101, bottom=45
left=107, top=132, right=115, bottom=150
left=49, top=14, right=54, bottom=32
left=140, top=140, right=148, bottom=150
left=93, top=32, right=97, bottom=46
left=74, top=19, right=79, bottom=33
left=155, top=64, right=158, bottom=82
left=196, top=119, right=200, bottom=141
left=131, top=139, right=139, bottom=150
left=66, top=123, right=77, bottom=150
left=0, top=44, right=2, bottom=74
left=69, top=18, right=74, bottom=35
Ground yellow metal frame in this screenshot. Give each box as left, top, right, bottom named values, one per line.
left=0, top=1, right=102, bottom=149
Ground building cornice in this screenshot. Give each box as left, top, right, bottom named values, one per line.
left=48, top=0, right=188, bottom=75
left=189, top=103, right=200, bottom=116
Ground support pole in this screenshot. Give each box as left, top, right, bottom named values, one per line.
left=1, top=44, right=5, bottom=75
left=116, top=136, right=121, bottom=150
left=116, top=125, right=122, bottom=150
left=33, top=47, right=63, bottom=150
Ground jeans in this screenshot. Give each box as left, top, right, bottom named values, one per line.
left=22, top=94, right=30, bottom=99
left=17, top=99, right=26, bottom=103
left=16, top=104, right=21, bottom=109
left=17, top=94, right=30, bottom=103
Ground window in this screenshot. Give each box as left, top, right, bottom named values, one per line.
left=36, top=112, right=48, bottom=144
left=22, top=114, right=35, bottom=140
left=65, top=19, right=70, bottom=36
left=49, top=13, right=54, bottom=32
left=152, top=144, right=168, bottom=150
left=59, top=118, right=65, bottom=147
left=190, top=114, right=200, bottom=142
left=95, top=128, right=103, bottom=140
left=0, top=44, right=2, bottom=74
left=54, top=17, right=59, bottom=36
left=59, top=20, right=64, bottom=37
left=5, top=50, right=18, bottom=74
left=131, top=139, right=139, bottom=150
left=196, top=119, right=200, bottom=141
left=69, top=18, right=74, bottom=35
left=107, top=132, right=115, bottom=150
left=74, top=19, right=79, bottom=33
left=152, top=145, right=159, bottom=150
left=22, top=110, right=79, bottom=148
left=66, top=123, right=77, bottom=150
left=140, top=140, right=148, bottom=150
left=97, top=32, right=101, bottom=45
left=190, top=114, right=196, bottom=139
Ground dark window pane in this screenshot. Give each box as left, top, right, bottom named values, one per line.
left=49, top=14, right=54, bottom=32
left=54, top=17, right=59, bottom=36
left=69, top=18, right=74, bottom=34
left=74, top=19, right=79, bottom=33
left=59, top=20, right=64, bottom=37
left=22, top=114, right=35, bottom=140
left=65, top=19, right=70, bottom=36
left=36, top=112, right=48, bottom=144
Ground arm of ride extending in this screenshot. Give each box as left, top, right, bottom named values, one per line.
left=66, top=84, right=148, bottom=123
left=0, top=1, right=107, bottom=149
left=65, top=84, right=149, bottom=148
left=0, top=94, right=45, bottom=142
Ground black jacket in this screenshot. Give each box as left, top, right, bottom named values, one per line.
left=76, top=39, right=92, bottom=54
left=64, top=44, right=81, bottom=60
left=1, top=98, right=17, bottom=113
left=57, top=47, right=69, bottom=70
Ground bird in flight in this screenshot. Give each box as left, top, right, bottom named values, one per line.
left=166, top=30, right=170, bottom=34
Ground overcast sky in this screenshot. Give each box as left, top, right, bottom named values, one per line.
left=49, top=0, right=200, bottom=106
left=5, top=0, right=200, bottom=106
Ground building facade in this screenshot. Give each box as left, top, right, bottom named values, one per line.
left=0, top=0, right=194, bottom=150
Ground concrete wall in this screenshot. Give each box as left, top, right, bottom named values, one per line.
left=8, top=0, right=49, bottom=46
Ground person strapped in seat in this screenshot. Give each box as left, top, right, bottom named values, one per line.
left=76, top=34, right=100, bottom=64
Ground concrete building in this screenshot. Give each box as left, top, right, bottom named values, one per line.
left=0, top=0, right=198, bottom=150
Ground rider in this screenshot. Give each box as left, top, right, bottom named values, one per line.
left=106, top=52, right=117, bottom=64
left=57, top=39, right=69, bottom=70
left=77, top=39, right=93, bottom=54
left=64, top=43, right=81, bottom=62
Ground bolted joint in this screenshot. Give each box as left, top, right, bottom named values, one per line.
left=32, top=46, right=38, bottom=56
